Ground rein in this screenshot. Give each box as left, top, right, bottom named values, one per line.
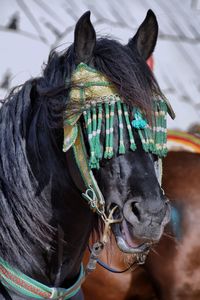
left=94, top=258, right=138, bottom=274
left=87, top=244, right=148, bottom=274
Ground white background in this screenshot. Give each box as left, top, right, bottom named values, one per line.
left=0, top=0, right=200, bottom=130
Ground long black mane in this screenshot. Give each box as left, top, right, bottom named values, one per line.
left=0, top=48, right=75, bottom=271
left=0, top=37, right=163, bottom=271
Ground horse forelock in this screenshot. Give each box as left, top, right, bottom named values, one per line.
left=37, top=37, right=163, bottom=119
left=93, top=38, right=163, bottom=116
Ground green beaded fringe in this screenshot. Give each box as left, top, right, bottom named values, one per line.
left=64, top=63, right=169, bottom=169
left=82, top=96, right=168, bottom=169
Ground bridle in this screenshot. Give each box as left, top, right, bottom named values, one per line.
left=63, top=62, right=169, bottom=275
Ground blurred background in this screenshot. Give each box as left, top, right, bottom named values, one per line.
left=0, top=0, right=200, bottom=130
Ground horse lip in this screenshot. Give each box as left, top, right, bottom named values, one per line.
left=111, top=222, right=152, bottom=254
left=116, top=236, right=151, bottom=254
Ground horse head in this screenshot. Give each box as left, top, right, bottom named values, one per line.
left=64, top=10, right=174, bottom=256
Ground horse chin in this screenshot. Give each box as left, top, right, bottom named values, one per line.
left=112, top=221, right=152, bottom=255
left=116, top=236, right=151, bottom=254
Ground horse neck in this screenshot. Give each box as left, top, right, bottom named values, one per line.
left=25, top=121, right=95, bottom=286
left=48, top=188, right=95, bottom=288
left=0, top=82, right=95, bottom=293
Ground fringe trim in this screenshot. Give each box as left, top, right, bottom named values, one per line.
left=82, top=97, right=168, bottom=169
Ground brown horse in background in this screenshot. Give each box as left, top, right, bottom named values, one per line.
left=83, top=147, right=200, bottom=300
left=146, top=150, right=200, bottom=300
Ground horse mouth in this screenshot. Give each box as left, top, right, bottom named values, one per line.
left=112, top=220, right=152, bottom=256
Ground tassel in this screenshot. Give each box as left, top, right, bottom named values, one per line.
left=158, top=101, right=163, bottom=156
left=95, top=103, right=103, bottom=160
left=157, top=101, right=163, bottom=156
left=150, top=103, right=156, bottom=153
left=104, top=101, right=110, bottom=159
left=153, top=100, right=158, bottom=154
left=117, top=100, right=125, bottom=154
left=123, top=103, right=136, bottom=151
left=132, top=107, right=148, bottom=152
left=163, top=101, right=168, bottom=156
left=160, top=100, right=168, bottom=156
left=91, top=103, right=99, bottom=169
left=84, top=108, right=98, bottom=169
left=108, top=99, right=115, bottom=159
left=132, top=109, right=147, bottom=129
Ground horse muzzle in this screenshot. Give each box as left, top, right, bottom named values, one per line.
left=110, top=198, right=171, bottom=256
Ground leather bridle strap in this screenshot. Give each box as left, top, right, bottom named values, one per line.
left=65, top=123, right=106, bottom=214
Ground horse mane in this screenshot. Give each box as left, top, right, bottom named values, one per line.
left=0, top=47, right=74, bottom=271
left=0, top=37, right=163, bottom=271
left=0, top=81, right=53, bottom=271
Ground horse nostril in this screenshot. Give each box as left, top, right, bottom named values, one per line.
left=131, top=202, right=141, bottom=221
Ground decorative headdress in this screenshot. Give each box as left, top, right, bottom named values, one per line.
left=63, top=63, right=169, bottom=169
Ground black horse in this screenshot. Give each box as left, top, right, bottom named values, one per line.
left=0, top=10, right=171, bottom=300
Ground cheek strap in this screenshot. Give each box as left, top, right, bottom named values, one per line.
left=65, top=123, right=105, bottom=214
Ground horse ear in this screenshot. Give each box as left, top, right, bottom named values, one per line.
left=128, top=10, right=158, bottom=61
left=74, top=11, right=96, bottom=64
